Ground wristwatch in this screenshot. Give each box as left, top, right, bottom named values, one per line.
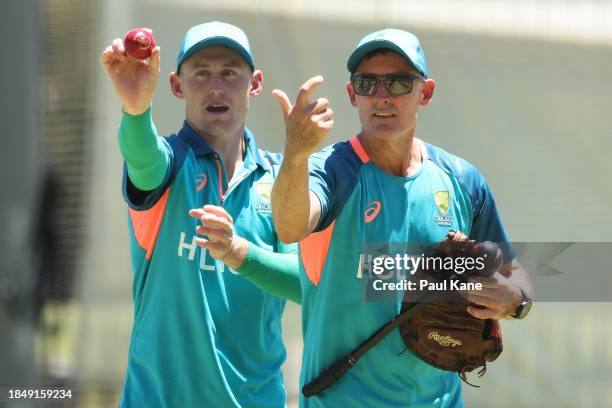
left=511, top=289, right=532, bottom=319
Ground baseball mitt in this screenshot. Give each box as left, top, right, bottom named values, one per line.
left=399, top=230, right=504, bottom=385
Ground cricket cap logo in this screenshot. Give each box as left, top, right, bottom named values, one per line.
left=434, top=191, right=450, bottom=215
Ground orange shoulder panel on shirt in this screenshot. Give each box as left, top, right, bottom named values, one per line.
left=300, top=221, right=336, bottom=286
left=129, top=188, right=170, bottom=260
left=349, top=136, right=370, bottom=163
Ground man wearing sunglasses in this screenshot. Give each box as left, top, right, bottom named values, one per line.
left=272, top=28, right=532, bottom=406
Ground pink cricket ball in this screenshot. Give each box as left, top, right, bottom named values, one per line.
left=124, top=28, right=155, bottom=60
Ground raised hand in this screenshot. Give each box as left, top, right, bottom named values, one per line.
left=272, top=76, right=334, bottom=161
left=99, top=29, right=160, bottom=115
left=188, top=205, right=248, bottom=270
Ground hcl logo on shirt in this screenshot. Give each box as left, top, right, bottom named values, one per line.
left=176, top=232, right=239, bottom=274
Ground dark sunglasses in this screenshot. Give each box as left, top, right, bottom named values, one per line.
left=350, top=73, right=425, bottom=96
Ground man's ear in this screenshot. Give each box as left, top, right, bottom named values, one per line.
left=169, top=72, right=185, bottom=99
left=419, top=79, right=435, bottom=106
left=249, top=70, right=263, bottom=98
left=346, top=81, right=358, bottom=107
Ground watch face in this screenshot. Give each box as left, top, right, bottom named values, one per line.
left=518, top=299, right=532, bottom=319
left=513, top=290, right=532, bottom=319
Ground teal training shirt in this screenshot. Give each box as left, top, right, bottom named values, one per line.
left=118, top=112, right=290, bottom=408
left=299, top=137, right=514, bottom=408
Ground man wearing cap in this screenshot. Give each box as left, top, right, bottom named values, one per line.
left=100, top=22, right=301, bottom=407
left=271, top=28, right=532, bottom=406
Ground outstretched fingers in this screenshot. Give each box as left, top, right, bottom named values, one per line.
left=272, top=89, right=292, bottom=119
left=295, top=75, right=323, bottom=107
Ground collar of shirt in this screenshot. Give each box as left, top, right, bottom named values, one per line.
left=177, top=120, right=272, bottom=172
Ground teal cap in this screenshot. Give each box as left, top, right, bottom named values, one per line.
left=347, top=28, right=428, bottom=77
left=176, top=21, right=255, bottom=72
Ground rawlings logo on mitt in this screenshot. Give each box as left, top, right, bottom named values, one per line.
left=428, top=332, right=462, bottom=348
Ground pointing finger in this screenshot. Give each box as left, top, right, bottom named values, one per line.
left=295, top=75, right=323, bottom=107
left=272, top=89, right=292, bottom=118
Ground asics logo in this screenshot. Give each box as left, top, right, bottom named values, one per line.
left=196, top=173, right=208, bottom=192
left=364, top=201, right=382, bottom=223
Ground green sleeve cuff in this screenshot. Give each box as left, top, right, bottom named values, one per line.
left=119, top=107, right=170, bottom=191
left=236, top=243, right=302, bottom=304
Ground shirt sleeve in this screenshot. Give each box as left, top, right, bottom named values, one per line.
left=119, top=108, right=177, bottom=210
left=467, top=179, right=516, bottom=263
left=236, top=242, right=301, bottom=304
left=426, top=143, right=516, bottom=263
left=308, top=143, right=363, bottom=232
left=118, top=107, right=171, bottom=191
